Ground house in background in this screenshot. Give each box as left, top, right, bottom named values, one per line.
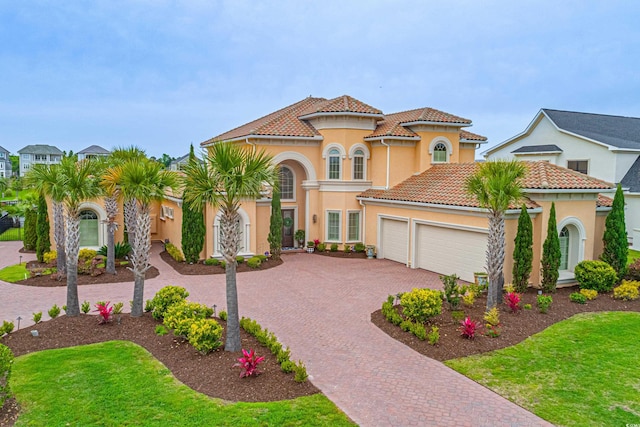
left=17, top=144, right=63, bottom=176
left=149, top=95, right=615, bottom=285
left=483, top=109, right=640, bottom=250
left=77, top=145, right=111, bottom=161
left=0, top=146, right=11, bottom=178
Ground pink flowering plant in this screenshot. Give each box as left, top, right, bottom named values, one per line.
left=234, top=349, right=266, bottom=378
left=504, top=292, right=522, bottom=313
left=458, top=316, right=479, bottom=339
left=313, top=239, right=320, bottom=248
left=95, top=302, right=113, bottom=324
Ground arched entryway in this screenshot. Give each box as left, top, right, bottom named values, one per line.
left=79, top=209, right=99, bottom=247
left=557, top=217, right=586, bottom=275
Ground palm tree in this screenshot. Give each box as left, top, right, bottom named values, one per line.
left=59, top=157, right=102, bottom=316
left=182, top=142, right=278, bottom=352
left=466, top=159, right=526, bottom=310
left=24, top=163, right=68, bottom=274
left=102, top=146, right=148, bottom=272
left=0, top=177, right=8, bottom=196
left=106, top=159, right=178, bottom=317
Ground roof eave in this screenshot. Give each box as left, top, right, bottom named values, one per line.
left=402, top=120, right=472, bottom=128
left=460, top=139, right=488, bottom=144
left=513, top=151, right=563, bottom=155
left=523, top=188, right=614, bottom=194
left=202, top=134, right=323, bottom=147
left=356, top=196, right=543, bottom=214
left=298, top=112, right=385, bottom=120
left=363, top=135, right=420, bottom=142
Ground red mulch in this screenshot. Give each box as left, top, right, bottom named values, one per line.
left=372, top=286, right=640, bottom=362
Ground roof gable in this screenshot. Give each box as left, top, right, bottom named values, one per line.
left=78, top=145, right=110, bottom=155
left=17, top=144, right=63, bottom=155
left=621, top=155, right=640, bottom=192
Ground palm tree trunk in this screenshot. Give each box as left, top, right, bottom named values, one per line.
left=130, top=204, right=151, bottom=317
left=486, top=211, right=506, bottom=310
left=104, top=195, right=119, bottom=275
left=124, top=197, right=138, bottom=246
left=64, top=211, right=81, bottom=316
left=221, top=208, right=241, bottom=352
left=53, top=201, right=66, bottom=275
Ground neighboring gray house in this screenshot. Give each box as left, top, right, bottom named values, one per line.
left=484, top=109, right=640, bottom=250
left=0, top=146, right=11, bottom=178
left=169, top=153, right=189, bottom=171
left=17, top=144, right=63, bottom=176
left=77, top=145, right=110, bottom=161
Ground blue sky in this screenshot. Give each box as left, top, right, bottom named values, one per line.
left=1, top=1, right=639, bottom=159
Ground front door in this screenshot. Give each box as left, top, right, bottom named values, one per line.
left=281, top=209, right=294, bottom=248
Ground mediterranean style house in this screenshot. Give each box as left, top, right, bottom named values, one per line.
left=0, top=145, right=11, bottom=178
left=484, top=109, right=640, bottom=250
left=63, top=96, right=615, bottom=286
left=17, top=144, right=63, bottom=176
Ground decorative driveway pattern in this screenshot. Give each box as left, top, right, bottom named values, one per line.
left=0, top=241, right=551, bottom=426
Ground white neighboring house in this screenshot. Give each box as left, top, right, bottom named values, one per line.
left=77, top=145, right=110, bottom=161
left=17, top=144, right=63, bottom=176
left=0, top=145, right=11, bottom=178
left=484, top=109, right=640, bottom=250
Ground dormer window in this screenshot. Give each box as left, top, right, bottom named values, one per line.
left=433, top=143, right=447, bottom=163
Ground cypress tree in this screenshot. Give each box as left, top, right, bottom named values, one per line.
left=36, top=194, right=51, bottom=262
left=268, top=187, right=282, bottom=261
left=541, top=202, right=560, bottom=293
left=512, top=205, right=533, bottom=293
left=181, top=145, right=205, bottom=264
left=601, top=184, right=628, bottom=280
left=23, top=207, right=37, bottom=251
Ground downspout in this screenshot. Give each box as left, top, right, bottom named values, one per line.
left=381, top=138, right=390, bottom=189
left=359, top=198, right=366, bottom=244
left=245, top=137, right=255, bottom=152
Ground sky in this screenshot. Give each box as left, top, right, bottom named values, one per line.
left=1, top=1, right=639, bottom=160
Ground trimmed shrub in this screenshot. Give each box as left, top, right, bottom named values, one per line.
left=427, top=326, right=439, bottom=345
left=411, top=322, right=427, bottom=340
left=536, top=295, right=553, bottom=314
left=236, top=256, right=245, bottom=264
left=220, top=260, right=226, bottom=269
left=219, top=310, right=227, bottom=321
left=293, top=360, right=308, bottom=383
left=343, top=245, right=351, bottom=253
left=613, top=280, right=640, bottom=301
left=627, top=258, right=640, bottom=281
left=78, top=248, right=97, bottom=262
left=204, top=258, right=219, bottom=266
left=81, top=301, right=91, bottom=314
left=0, top=344, right=14, bottom=408
left=164, top=300, right=213, bottom=337
left=256, top=254, right=268, bottom=262
left=400, top=320, right=413, bottom=332
left=0, top=321, right=14, bottom=336
left=570, top=292, right=587, bottom=304
left=317, top=243, right=326, bottom=252
left=165, top=243, right=185, bottom=262
left=144, top=299, right=155, bottom=312
left=354, top=242, right=366, bottom=253
left=280, top=360, right=296, bottom=373
left=32, top=311, right=42, bottom=324
left=574, top=260, right=618, bottom=292
left=48, top=304, right=61, bottom=319
left=151, top=285, right=189, bottom=320
left=188, top=318, right=223, bottom=354
left=330, top=243, right=338, bottom=252
left=247, top=256, right=261, bottom=269
left=579, top=289, right=598, bottom=300
left=43, top=250, right=57, bottom=265
left=400, top=288, right=443, bottom=323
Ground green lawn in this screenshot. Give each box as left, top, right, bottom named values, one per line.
left=629, top=249, right=640, bottom=265
left=0, top=263, right=28, bottom=282
left=0, top=227, right=22, bottom=241
left=446, top=312, right=640, bottom=426
left=10, top=340, right=354, bottom=427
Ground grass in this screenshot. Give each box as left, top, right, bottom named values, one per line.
left=0, top=263, right=29, bottom=282
left=629, top=249, right=640, bottom=265
left=445, top=312, right=640, bottom=426
left=10, top=340, right=354, bottom=426
left=0, top=227, right=22, bottom=241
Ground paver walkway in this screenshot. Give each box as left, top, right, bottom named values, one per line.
left=0, top=241, right=551, bottom=426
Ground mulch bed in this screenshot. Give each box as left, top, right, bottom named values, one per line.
left=15, top=262, right=160, bottom=287
left=0, top=313, right=319, bottom=426
left=372, top=286, right=640, bottom=362
left=159, top=250, right=283, bottom=275
left=312, top=250, right=367, bottom=259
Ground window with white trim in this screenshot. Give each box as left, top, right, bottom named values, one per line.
left=567, top=160, right=588, bottom=175
left=279, top=166, right=294, bottom=200
left=559, top=227, right=569, bottom=270
left=161, top=205, right=174, bottom=219
left=347, top=211, right=361, bottom=242
left=433, top=143, right=448, bottom=163
left=328, top=149, right=341, bottom=180
left=352, top=149, right=365, bottom=180
left=326, top=211, right=341, bottom=241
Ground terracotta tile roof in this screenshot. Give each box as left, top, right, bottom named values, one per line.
left=460, top=130, right=487, bottom=142
left=300, top=95, right=383, bottom=116
left=359, top=162, right=613, bottom=209
left=203, top=97, right=328, bottom=144
left=366, top=108, right=472, bottom=139
left=597, top=194, right=613, bottom=207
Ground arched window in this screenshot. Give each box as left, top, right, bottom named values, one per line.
left=433, top=143, right=448, bottom=163
left=559, top=227, right=570, bottom=270
left=79, top=209, right=99, bottom=247
left=279, top=166, right=294, bottom=200
left=328, top=148, right=341, bottom=179
left=352, top=149, right=365, bottom=180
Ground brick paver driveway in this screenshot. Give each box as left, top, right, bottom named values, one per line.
left=0, top=241, right=550, bottom=426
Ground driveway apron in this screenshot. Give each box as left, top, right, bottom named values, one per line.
left=0, top=242, right=551, bottom=426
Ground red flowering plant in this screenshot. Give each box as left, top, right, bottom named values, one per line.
left=313, top=239, right=320, bottom=248
left=95, top=302, right=113, bottom=324
left=504, top=292, right=522, bottom=313
left=234, top=349, right=266, bottom=378
left=458, top=316, right=479, bottom=339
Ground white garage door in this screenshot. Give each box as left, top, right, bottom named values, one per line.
left=414, top=223, right=487, bottom=282
left=380, top=218, right=408, bottom=264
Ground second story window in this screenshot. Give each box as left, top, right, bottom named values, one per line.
left=567, top=160, right=588, bottom=175
left=433, top=143, right=448, bottom=163
left=352, top=149, right=365, bottom=180
left=328, top=148, right=341, bottom=180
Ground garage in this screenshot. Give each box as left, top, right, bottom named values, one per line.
left=379, top=217, right=409, bottom=264
left=413, top=221, right=487, bottom=282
